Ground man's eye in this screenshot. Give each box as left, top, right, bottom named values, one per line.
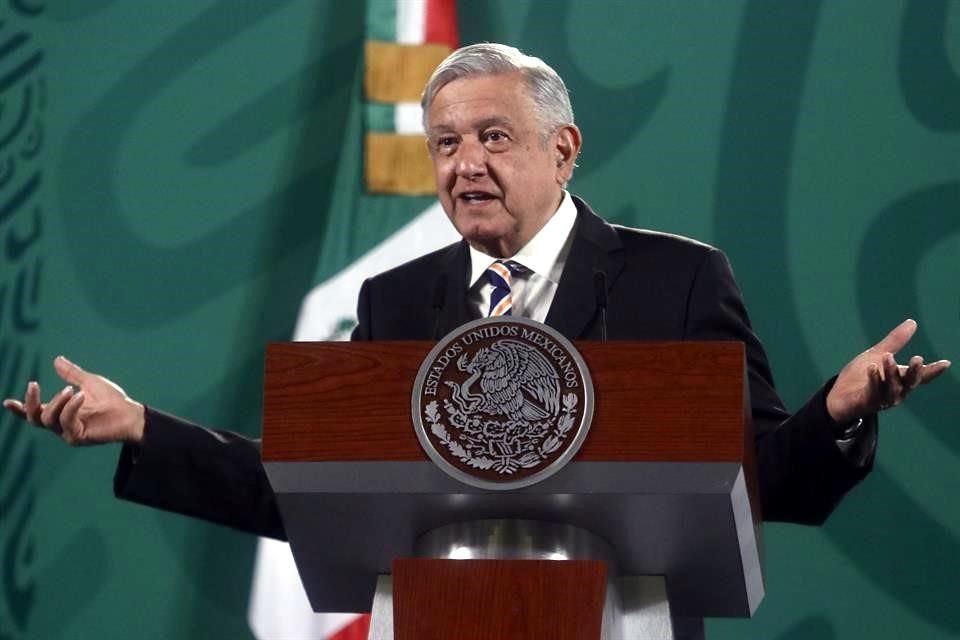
left=435, top=137, right=458, bottom=152
left=483, top=131, right=509, bottom=143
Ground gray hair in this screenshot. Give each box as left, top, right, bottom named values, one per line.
left=421, top=43, right=575, bottom=138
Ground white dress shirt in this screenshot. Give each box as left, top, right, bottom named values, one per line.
left=467, top=191, right=578, bottom=322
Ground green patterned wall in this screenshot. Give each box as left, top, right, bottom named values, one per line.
left=0, top=2, right=956, bottom=639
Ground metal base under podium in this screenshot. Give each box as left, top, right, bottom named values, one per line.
left=366, top=520, right=704, bottom=640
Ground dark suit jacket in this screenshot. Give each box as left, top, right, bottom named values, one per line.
left=115, top=196, right=874, bottom=538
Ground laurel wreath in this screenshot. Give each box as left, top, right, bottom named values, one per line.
left=424, top=392, right=579, bottom=475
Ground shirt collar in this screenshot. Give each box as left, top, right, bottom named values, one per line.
left=468, top=190, right=578, bottom=287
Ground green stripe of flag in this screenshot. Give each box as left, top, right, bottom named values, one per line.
left=365, top=0, right=396, bottom=42
left=365, top=103, right=395, bottom=132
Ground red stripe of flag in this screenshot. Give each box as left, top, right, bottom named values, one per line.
left=425, top=0, right=459, bottom=48
left=328, top=614, right=371, bottom=640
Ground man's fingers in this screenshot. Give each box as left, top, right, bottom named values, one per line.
left=59, top=391, right=86, bottom=441
left=54, top=355, right=89, bottom=387
left=880, top=354, right=902, bottom=408
left=866, top=362, right=884, bottom=405
left=2, top=398, right=27, bottom=419
left=873, top=318, right=917, bottom=355
left=882, top=352, right=899, bottom=384
left=901, top=355, right=925, bottom=390
left=919, top=360, right=952, bottom=385
left=40, top=386, right=74, bottom=429
left=24, top=381, right=42, bottom=423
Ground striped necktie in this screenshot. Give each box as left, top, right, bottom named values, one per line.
left=485, top=260, right=526, bottom=317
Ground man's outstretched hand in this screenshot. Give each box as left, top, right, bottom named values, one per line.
left=826, top=319, right=951, bottom=424
left=2, top=356, right=145, bottom=445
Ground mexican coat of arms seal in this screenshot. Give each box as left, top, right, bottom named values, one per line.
left=412, top=317, right=595, bottom=490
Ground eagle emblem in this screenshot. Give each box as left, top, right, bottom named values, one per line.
left=447, top=340, right=561, bottom=423
left=413, top=317, right=594, bottom=490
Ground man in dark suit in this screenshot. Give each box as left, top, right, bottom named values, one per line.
left=353, top=193, right=869, bottom=525
left=3, top=44, right=950, bottom=535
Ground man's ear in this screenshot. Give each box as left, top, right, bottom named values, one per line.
left=554, top=124, right=582, bottom=184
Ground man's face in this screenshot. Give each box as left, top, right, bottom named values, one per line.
left=426, top=72, right=580, bottom=258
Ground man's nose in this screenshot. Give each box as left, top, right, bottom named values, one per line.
left=455, top=139, right=487, bottom=178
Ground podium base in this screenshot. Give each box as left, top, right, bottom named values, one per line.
left=368, top=572, right=693, bottom=640
left=365, top=520, right=696, bottom=640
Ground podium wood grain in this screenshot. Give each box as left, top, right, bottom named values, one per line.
left=262, top=341, right=750, bottom=463
left=392, top=558, right=607, bottom=640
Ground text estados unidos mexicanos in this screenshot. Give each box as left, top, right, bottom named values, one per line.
left=422, top=325, right=581, bottom=396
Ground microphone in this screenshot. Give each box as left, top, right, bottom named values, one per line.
left=431, top=274, right=447, bottom=340
left=593, top=270, right=608, bottom=342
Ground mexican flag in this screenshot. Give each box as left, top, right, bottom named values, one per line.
left=247, top=1, right=459, bottom=637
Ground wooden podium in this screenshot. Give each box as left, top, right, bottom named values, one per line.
left=261, top=341, right=762, bottom=639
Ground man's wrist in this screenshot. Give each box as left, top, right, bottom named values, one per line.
left=125, top=400, right=146, bottom=444
left=833, top=417, right=864, bottom=441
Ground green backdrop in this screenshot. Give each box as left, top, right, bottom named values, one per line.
left=1, top=1, right=956, bottom=639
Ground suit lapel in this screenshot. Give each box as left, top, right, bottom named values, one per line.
left=544, top=197, right=624, bottom=339
left=435, top=240, right=474, bottom=337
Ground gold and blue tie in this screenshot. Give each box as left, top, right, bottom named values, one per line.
left=486, top=260, right=525, bottom=317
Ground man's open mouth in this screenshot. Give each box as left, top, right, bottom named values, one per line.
left=459, top=192, right=495, bottom=202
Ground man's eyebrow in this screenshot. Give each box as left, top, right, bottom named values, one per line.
left=427, top=116, right=515, bottom=137
left=475, top=116, right=514, bottom=129
left=426, top=124, right=455, bottom=137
